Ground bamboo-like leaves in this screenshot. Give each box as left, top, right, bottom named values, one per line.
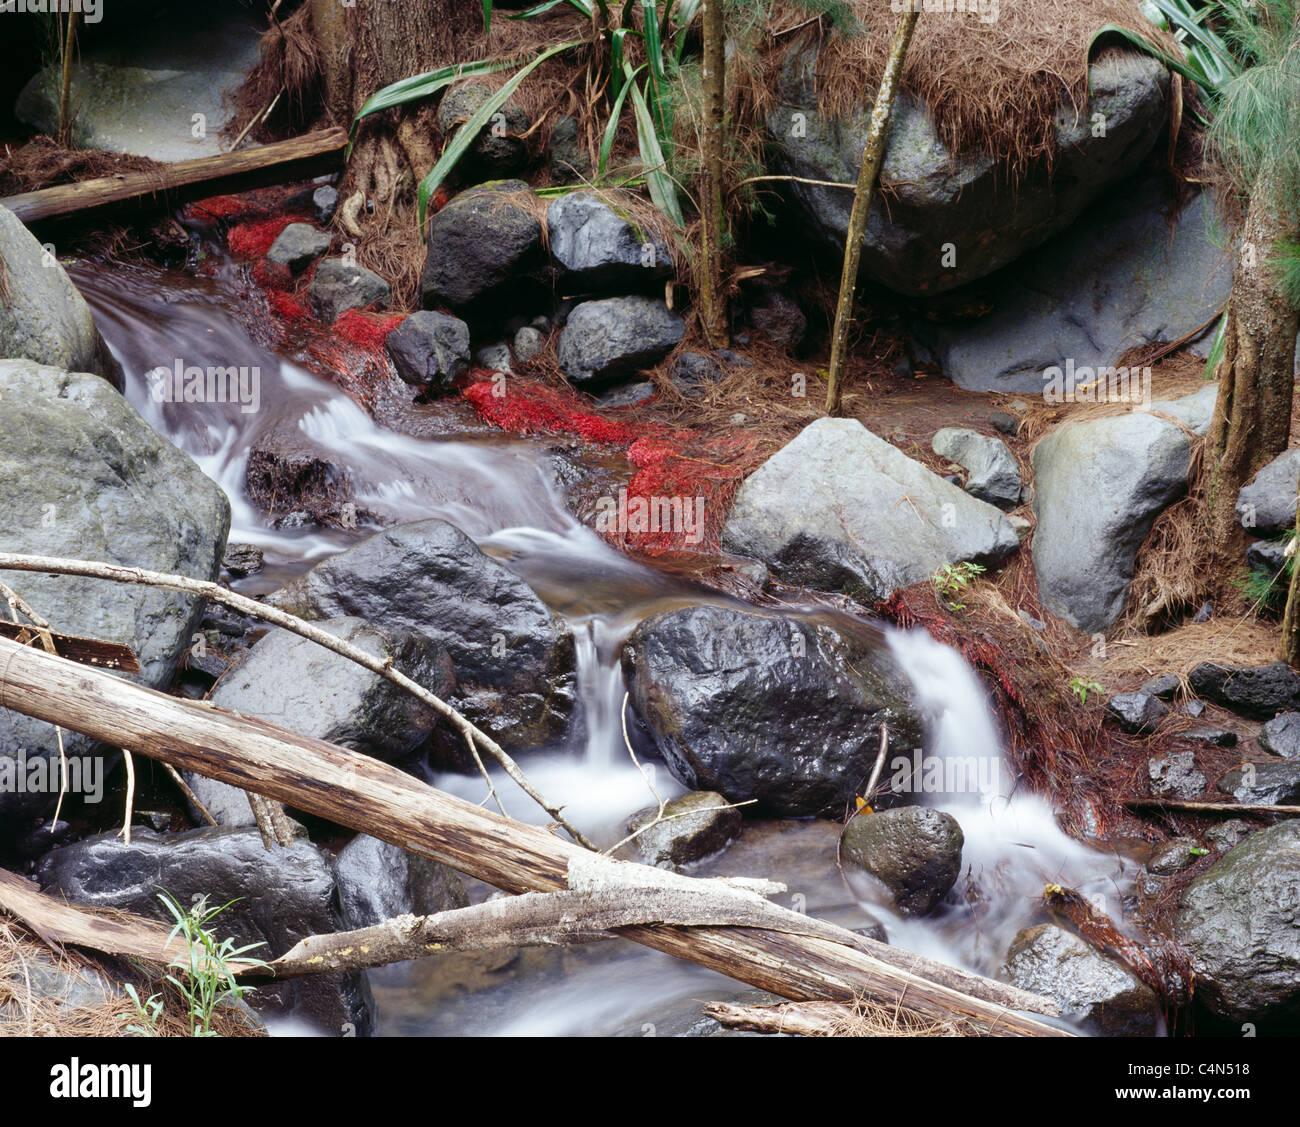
left=625, top=59, right=684, bottom=225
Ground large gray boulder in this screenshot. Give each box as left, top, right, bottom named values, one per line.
left=626, top=791, right=741, bottom=869
left=184, top=617, right=456, bottom=827
left=557, top=296, right=684, bottom=386
left=1031, top=391, right=1213, bottom=632
left=1003, top=924, right=1163, bottom=1036
left=546, top=191, right=672, bottom=292
left=1236, top=449, right=1300, bottom=535
left=0, top=361, right=229, bottom=831
left=14, top=7, right=260, bottom=161
left=0, top=206, right=121, bottom=386
left=419, top=181, right=547, bottom=315
left=767, top=47, right=1168, bottom=296
left=722, top=418, right=1019, bottom=602
left=914, top=179, right=1231, bottom=393
left=622, top=604, right=922, bottom=817
left=38, top=827, right=373, bottom=1034
left=1175, top=821, right=1300, bottom=1022
left=268, top=519, right=576, bottom=752
left=209, top=616, right=452, bottom=762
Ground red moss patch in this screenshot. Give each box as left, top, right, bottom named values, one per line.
left=251, top=257, right=293, bottom=291
left=268, top=290, right=311, bottom=321
left=334, top=309, right=404, bottom=353
left=227, top=215, right=306, bottom=259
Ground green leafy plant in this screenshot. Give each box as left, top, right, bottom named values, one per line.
left=357, top=1, right=705, bottom=230
left=118, top=984, right=164, bottom=1037
left=1068, top=677, right=1105, bottom=705
left=157, top=891, right=268, bottom=1037
left=932, top=561, right=986, bottom=610
left=1231, top=537, right=1294, bottom=615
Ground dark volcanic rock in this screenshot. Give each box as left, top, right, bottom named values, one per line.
left=245, top=414, right=358, bottom=528
left=1189, top=662, right=1300, bottom=719
left=1139, top=673, right=1182, bottom=700
left=1176, top=822, right=1300, bottom=1022
left=1216, top=761, right=1300, bottom=805
left=557, top=296, right=684, bottom=386
left=546, top=190, right=672, bottom=292
left=1260, top=712, right=1300, bottom=759
left=386, top=310, right=471, bottom=388
left=1003, top=924, right=1163, bottom=1036
left=419, top=181, right=546, bottom=316
left=308, top=257, right=390, bottom=323
left=268, top=519, right=576, bottom=752
left=622, top=605, right=922, bottom=817
left=1105, top=691, right=1168, bottom=735
left=267, top=223, right=331, bottom=273
left=38, top=827, right=372, bottom=1034
left=1236, top=449, right=1300, bottom=535
left=332, top=833, right=467, bottom=930
left=1147, top=751, right=1205, bottom=800
left=839, top=806, right=963, bottom=916
left=437, top=84, right=531, bottom=180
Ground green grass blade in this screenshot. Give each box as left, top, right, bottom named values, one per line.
left=482, top=0, right=492, bottom=33
left=418, top=39, right=584, bottom=228
left=625, top=65, right=684, bottom=225
left=1204, top=313, right=1228, bottom=379
left=611, top=26, right=632, bottom=100
left=640, top=0, right=671, bottom=140
left=509, top=0, right=595, bottom=16
left=600, top=62, right=645, bottom=178
left=348, top=57, right=521, bottom=157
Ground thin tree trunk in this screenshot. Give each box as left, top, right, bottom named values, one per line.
left=1279, top=498, right=1300, bottom=665
left=698, top=0, right=728, bottom=347
left=56, top=12, right=78, bottom=149
left=824, top=8, right=918, bottom=416
left=1204, top=173, right=1300, bottom=562
left=0, top=634, right=1067, bottom=1035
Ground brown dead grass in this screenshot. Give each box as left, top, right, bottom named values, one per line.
left=757, top=0, right=1182, bottom=175
left=0, top=134, right=165, bottom=196
left=0, top=919, right=265, bottom=1038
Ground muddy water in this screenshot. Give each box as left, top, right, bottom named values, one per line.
left=71, top=256, right=1133, bottom=1036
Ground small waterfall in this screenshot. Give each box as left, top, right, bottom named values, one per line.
left=880, top=627, right=1134, bottom=973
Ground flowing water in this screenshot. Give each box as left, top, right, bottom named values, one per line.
left=70, top=254, right=1133, bottom=1037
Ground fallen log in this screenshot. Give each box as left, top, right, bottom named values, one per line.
left=0, top=128, right=346, bottom=226
left=0, top=634, right=1068, bottom=1035
left=701, top=999, right=961, bottom=1037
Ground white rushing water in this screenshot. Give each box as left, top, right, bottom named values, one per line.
left=70, top=257, right=1131, bottom=1036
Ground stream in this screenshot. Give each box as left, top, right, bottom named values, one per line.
left=70, top=253, right=1138, bottom=1037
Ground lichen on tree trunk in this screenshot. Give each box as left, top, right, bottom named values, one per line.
left=1204, top=174, right=1300, bottom=564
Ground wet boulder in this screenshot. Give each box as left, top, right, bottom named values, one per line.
left=37, top=827, right=373, bottom=1035
left=245, top=413, right=358, bottom=527
left=0, top=205, right=121, bottom=387
left=622, top=604, right=922, bottom=817
left=722, top=418, right=1019, bottom=601
left=1216, top=761, right=1300, bottom=806
left=419, top=181, right=547, bottom=316
left=308, top=257, right=390, bottom=323
left=332, top=834, right=467, bottom=930
left=1188, top=661, right=1300, bottom=719
left=839, top=806, right=963, bottom=917
left=1236, top=449, right=1300, bottom=535
left=267, top=223, right=331, bottom=273
left=1032, top=408, right=1195, bottom=633
left=557, top=296, right=684, bottom=387
left=766, top=47, right=1168, bottom=296
left=183, top=616, right=455, bottom=827
left=1002, top=924, right=1163, bottom=1036
left=1147, top=751, right=1205, bottom=800
left=626, top=791, right=742, bottom=869
left=1175, top=822, right=1300, bottom=1022
left=1146, top=838, right=1202, bottom=877
left=1260, top=712, right=1300, bottom=759
left=268, top=519, right=576, bottom=752
left=1105, top=692, right=1168, bottom=735
left=386, top=310, right=471, bottom=389
left=546, top=191, right=672, bottom=292
left=0, top=361, right=229, bottom=831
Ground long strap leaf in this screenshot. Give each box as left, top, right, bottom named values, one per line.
left=624, top=60, right=684, bottom=226
left=417, top=39, right=585, bottom=229
left=348, top=57, right=522, bottom=158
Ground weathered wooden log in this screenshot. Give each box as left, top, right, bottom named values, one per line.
left=0, top=128, right=346, bottom=226
left=1122, top=796, right=1300, bottom=816
left=0, top=634, right=1069, bottom=1035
